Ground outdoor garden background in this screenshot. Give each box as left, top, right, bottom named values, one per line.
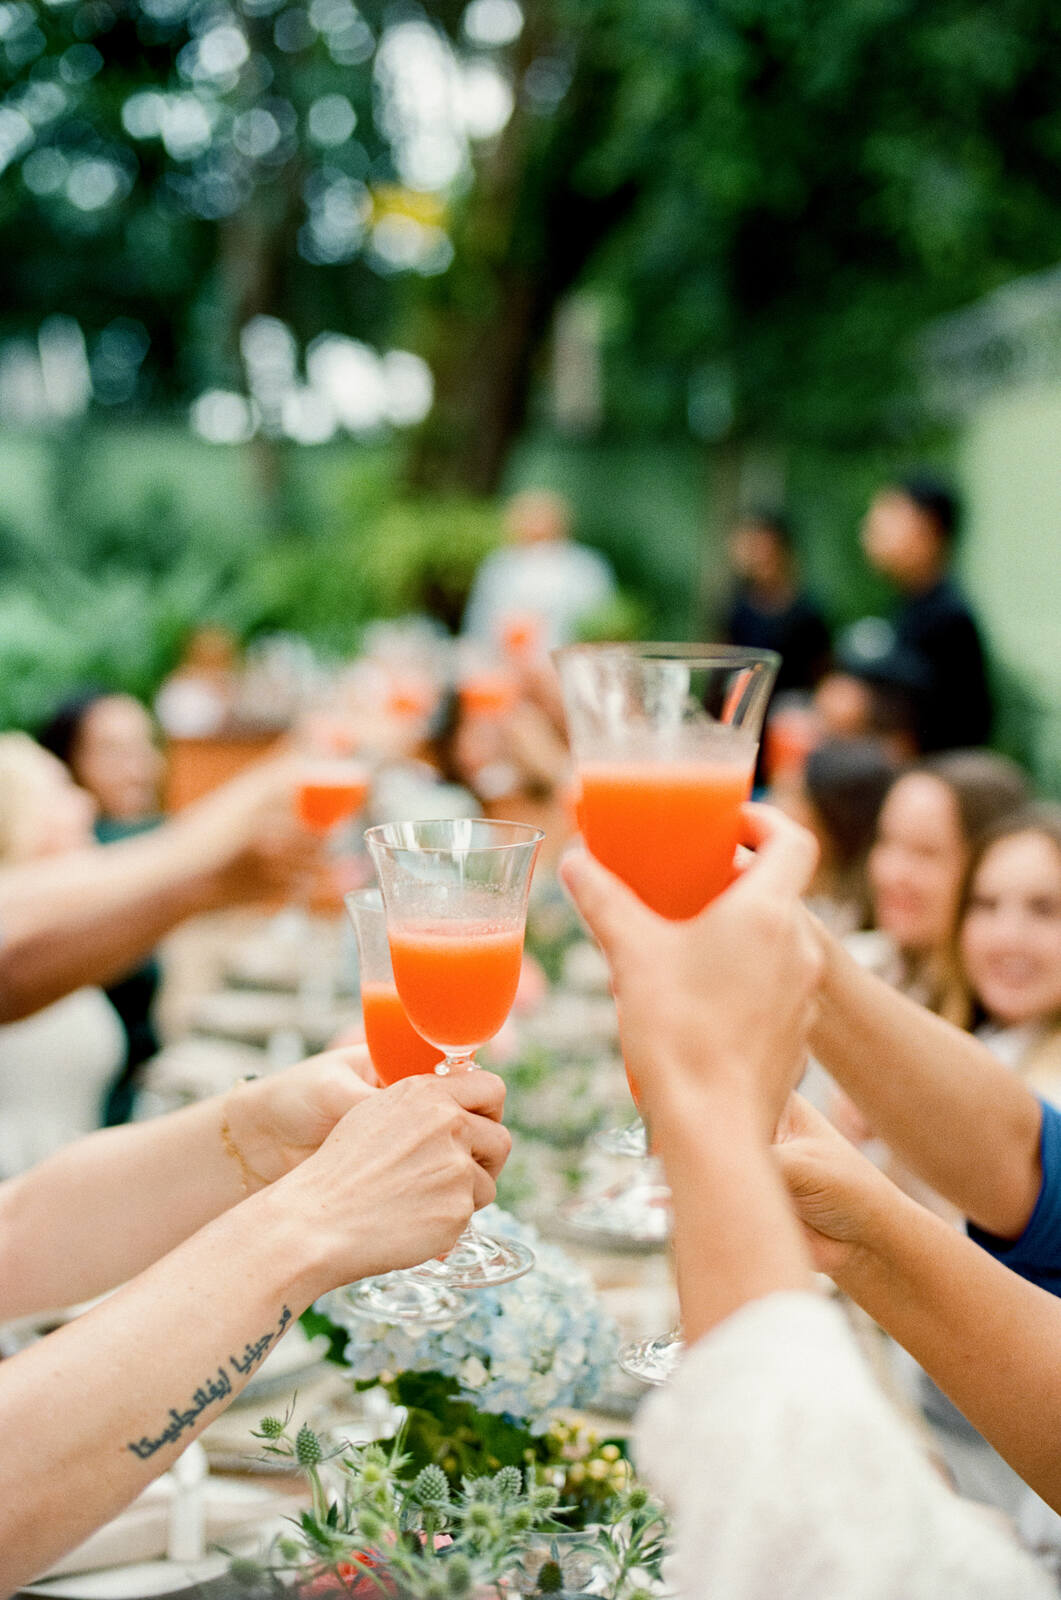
left=2, top=0, right=1061, bottom=788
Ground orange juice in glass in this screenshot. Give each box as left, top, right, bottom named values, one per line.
left=388, top=923, right=523, bottom=1058
left=500, top=612, right=543, bottom=661
left=458, top=671, right=519, bottom=720
left=342, top=889, right=460, bottom=1329
left=347, top=890, right=443, bottom=1084
left=360, top=982, right=443, bottom=1083
left=296, top=761, right=370, bottom=835
left=555, top=644, right=778, bottom=921
left=365, top=818, right=542, bottom=1290
left=554, top=643, right=778, bottom=1386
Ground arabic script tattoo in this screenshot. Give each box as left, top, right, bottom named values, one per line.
left=126, top=1305, right=292, bottom=1460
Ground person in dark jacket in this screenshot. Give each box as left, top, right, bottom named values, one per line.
left=861, top=474, right=992, bottom=753
left=723, top=510, right=831, bottom=696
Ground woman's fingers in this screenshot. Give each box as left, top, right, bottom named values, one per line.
left=559, top=846, right=655, bottom=958
left=460, top=1111, right=512, bottom=1181
left=738, top=803, right=820, bottom=901
left=441, top=1068, right=507, bottom=1123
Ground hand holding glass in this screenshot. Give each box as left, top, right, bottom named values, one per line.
left=555, top=643, right=779, bottom=1381
left=337, top=889, right=458, bottom=1327
left=365, top=818, right=543, bottom=1289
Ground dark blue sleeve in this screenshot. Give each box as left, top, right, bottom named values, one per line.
left=967, top=1100, right=1061, bottom=1295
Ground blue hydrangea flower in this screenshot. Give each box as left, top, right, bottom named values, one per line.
left=319, top=1208, right=619, bottom=1431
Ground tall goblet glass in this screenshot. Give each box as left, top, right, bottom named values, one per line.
left=332, top=889, right=461, bottom=1328
left=365, top=818, right=543, bottom=1290
left=554, top=643, right=779, bottom=1383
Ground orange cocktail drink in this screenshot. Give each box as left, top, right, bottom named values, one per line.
left=297, top=765, right=370, bottom=834
left=365, top=819, right=543, bottom=1290
left=360, top=981, right=443, bottom=1083
left=458, top=672, right=519, bottom=720
left=578, top=754, right=755, bottom=920
left=387, top=923, right=524, bottom=1054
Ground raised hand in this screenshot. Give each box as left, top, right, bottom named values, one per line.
left=275, top=1070, right=512, bottom=1288
left=222, top=1045, right=379, bottom=1189
left=773, top=1093, right=903, bottom=1281
left=560, top=802, right=823, bottom=1134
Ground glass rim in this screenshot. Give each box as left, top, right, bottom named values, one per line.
left=363, top=817, right=546, bottom=855
left=551, top=641, right=781, bottom=670
left=343, top=886, right=383, bottom=915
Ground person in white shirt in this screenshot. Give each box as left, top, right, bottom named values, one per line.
left=462, top=488, right=617, bottom=653
left=561, top=810, right=1055, bottom=1599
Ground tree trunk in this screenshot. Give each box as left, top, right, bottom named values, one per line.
left=403, top=2, right=638, bottom=497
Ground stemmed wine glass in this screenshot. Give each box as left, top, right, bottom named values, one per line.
left=554, top=643, right=778, bottom=1383
left=365, top=817, right=543, bottom=1290
left=332, top=889, right=463, bottom=1327
left=284, top=728, right=373, bottom=1036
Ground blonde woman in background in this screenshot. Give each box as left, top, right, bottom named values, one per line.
left=0, top=733, right=127, bottom=1173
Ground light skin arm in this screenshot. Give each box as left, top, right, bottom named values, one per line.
left=0, top=1070, right=510, bottom=1589
left=561, top=805, right=821, bottom=1341
left=776, top=1094, right=1061, bottom=1510
left=810, top=925, right=1043, bottom=1238
left=0, top=1048, right=377, bottom=1319
left=0, top=754, right=319, bottom=1022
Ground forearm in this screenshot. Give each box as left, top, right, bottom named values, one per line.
left=812, top=930, right=1042, bottom=1236
left=637, top=1291, right=1054, bottom=1599
left=0, top=873, right=218, bottom=1022
left=0, top=1098, right=247, bottom=1317
left=650, top=1082, right=814, bottom=1342
left=838, top=1187, right=1061, bottom=1509
left=0, top=1186, right=328, bottom=1591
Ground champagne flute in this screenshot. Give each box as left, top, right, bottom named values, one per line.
left=554, top=643, right=779, bottom=1383
left=365, top=817, right=543, bottom=1290
left=290, top=733, right=372, bottom=1030
left=331, top=889, right=463, bottom=1328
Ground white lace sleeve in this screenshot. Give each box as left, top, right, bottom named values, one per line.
left=634, top=1292, right=1056, bottom=1600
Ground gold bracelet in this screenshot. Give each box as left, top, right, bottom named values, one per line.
left=220, top=1080, right=271, bottom=1195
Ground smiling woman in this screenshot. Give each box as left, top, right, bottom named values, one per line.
left=858, top=749, right=1030, bottom=1014
left=954, top=807, right=1061, bottom=1098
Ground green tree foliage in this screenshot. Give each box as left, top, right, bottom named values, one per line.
left=7, top=0, right=1061, bottom=470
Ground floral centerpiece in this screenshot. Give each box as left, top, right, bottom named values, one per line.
left=231, top=1424, right=667, bottom=1600
left=307, top=1209, right=621, bottom=1511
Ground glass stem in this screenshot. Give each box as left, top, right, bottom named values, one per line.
left=436, top=1054, right=477, bottom=1075
left=435, top=1053, right=483, bottom=1240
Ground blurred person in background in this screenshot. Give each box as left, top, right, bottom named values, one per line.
left=860, top=473, right=992, bottom=753
left=812, top=647, right=922, bottom=765
left=462, top=488, right=617, bottom=653
left=773, top=738, right=900, bottom=936
left=953, top=808, right=1061, bottom=1101
left=38, top=691, right=164, bottom=835
left=0, top=748, right=320, bottom=1025
left=39, top=691, right=166, bottom=1122
left=824, top=750, right=1029, bottom=1193
left=854, top=749, right=1030, bottom=1012
left=0, top=733, right=129, bottom=1172
left=154, top=622, right=240, bottom=738
left=0, top=738, right=324, bottom=1162
left=723, top=509, right=831, bottom=694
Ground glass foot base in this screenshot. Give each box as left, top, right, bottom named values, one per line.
left=618, top=1328, right=684, bottom=1386
left=561, top=1178, right=671, bottom=1247
left=416, top=1231, right=535, bottom=1291
left=332, top=1272, right=463, bottom=1328
left=595, top=1119, right=649, bottom=1158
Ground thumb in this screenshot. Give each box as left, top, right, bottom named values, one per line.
left=559, top=846, right=656, bottom=961
left=774, top=1091, right=827, bottom=1146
